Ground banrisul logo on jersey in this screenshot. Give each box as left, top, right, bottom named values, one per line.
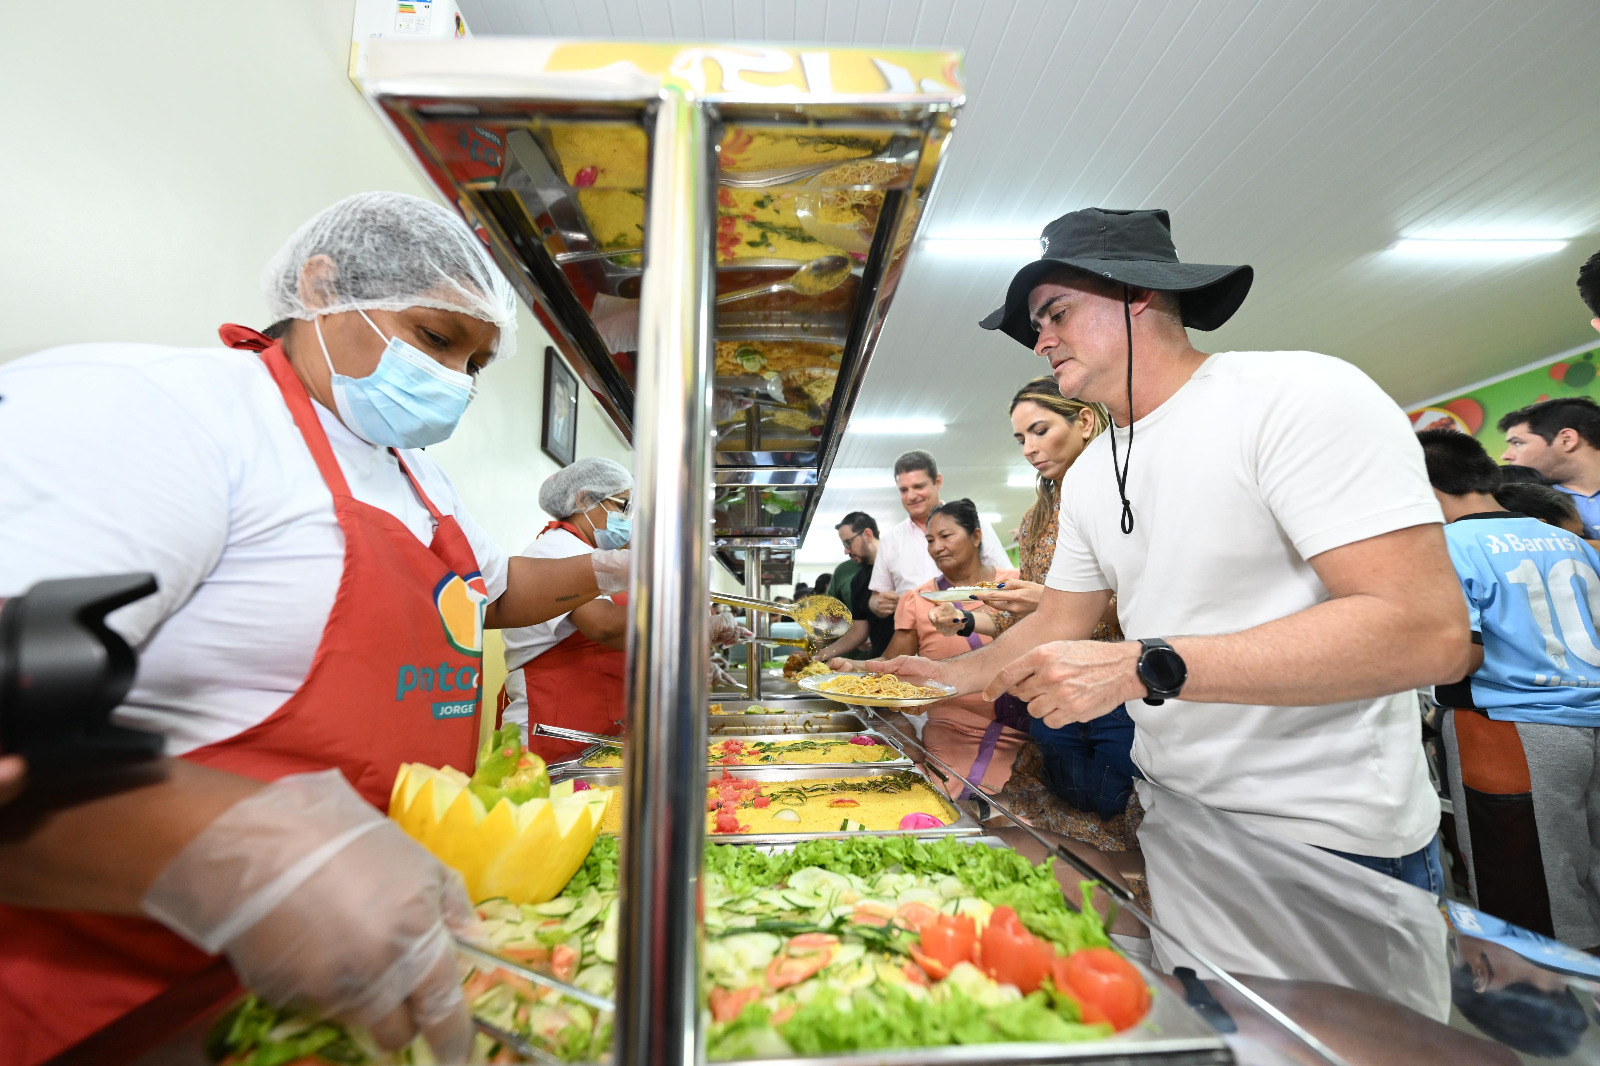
left=392, top=572, right=490, bottom=720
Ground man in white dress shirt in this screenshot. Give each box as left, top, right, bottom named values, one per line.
left=865, top=450, right=1010, bottom=617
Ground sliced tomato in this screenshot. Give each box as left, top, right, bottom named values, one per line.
left=901, top=961, right=931, bottom=987
left=709, top=985, right=764, bottom=1023
left=551, top=944, right=579, bottom=982
left=502, top=944, right=550, bottom=965
left=908, top=946, right=949, bottom=980
left=979, top=906, right=1056, bottom=994
left=851, top=900, right=895, bottom=927
left=1054, top=949, right=1150, bottom=1031
left=769, top=1005, right=796, bottom=1026
left=766, top=951, right=829, bottom=989
left=894, top=901, right=939, bottom=932
left=827, top=798, right=860, bottom=807
left=714, top=809, right=743, bottom=834
left=916, top=912, right=977, bottom=974
left=766, top=933, right=838, bottom=990
left=788, top=933, right=841, bottom=952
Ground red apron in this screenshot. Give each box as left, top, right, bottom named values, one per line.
left=501, top=521, right=627, bottom=763
left=0, top=327, right=487, bottom=1066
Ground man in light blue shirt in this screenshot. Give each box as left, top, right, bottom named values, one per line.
left=1420, top=428, right=1600, bottom=950
left=1499, top=397, right=1600, bottom=539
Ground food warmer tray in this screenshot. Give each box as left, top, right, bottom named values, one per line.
left=708, top=711, right=870, bottom=735
left=548, top=730, right=914, bottom=776
left=560, top=762, right=984, bottom=845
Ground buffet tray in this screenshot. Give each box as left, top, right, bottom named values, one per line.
left=708, top=711, right=870, bottom=735
left=560, top=763, right=982, bottom=845
left=548, top=731, right=914, bottom=775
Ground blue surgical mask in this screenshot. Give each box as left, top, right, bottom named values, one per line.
left=315, top=310, right=476, bottom=448
left=592, top=510, right=631, bottom=550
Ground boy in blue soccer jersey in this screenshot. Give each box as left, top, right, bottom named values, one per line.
left=1419, top=428, right=1600, bottom=950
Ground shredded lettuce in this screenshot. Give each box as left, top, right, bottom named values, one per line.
left=727, top=983, right=1109, bottom=1057
left=205, top=996, right=371, bottom=1066
left=559, top=835, right=619, bottom=898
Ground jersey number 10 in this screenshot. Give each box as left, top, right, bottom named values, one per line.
left=1506, top=558, right=1600, bottom=670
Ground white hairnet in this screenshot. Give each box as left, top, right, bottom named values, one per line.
left=540, top=457, right=632, bottom=518
left=262, top=191, right=519, bottom=359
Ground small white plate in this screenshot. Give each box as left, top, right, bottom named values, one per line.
left=797, top=672, right=958, bottom=709
left=918, top=586, right=1000, bottom=603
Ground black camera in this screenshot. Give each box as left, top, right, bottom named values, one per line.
left=0, top=574, right=164, bottom=787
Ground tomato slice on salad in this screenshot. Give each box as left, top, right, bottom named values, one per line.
left=709, top=985, right=763, bottom=1023
left=979, top=907, right=1056, bottom=994
left=766, top=933, right=839, bottom=990
left=915, top=912, right=977, bottom=973
left=1053, top=948, right=1150, bottom=1031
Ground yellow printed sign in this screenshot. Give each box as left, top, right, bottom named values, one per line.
left=546, top=42, right=963, bottom=99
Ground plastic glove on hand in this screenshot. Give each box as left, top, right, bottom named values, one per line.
left=590, top=548, right=631, bottom=595
left=710, top=656, right=743, bottom=690
left=709, top=611, right=753, bottom=647
left=142, top=770, right=475, bottom=1060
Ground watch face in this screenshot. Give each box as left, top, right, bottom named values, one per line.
left=1142, top=646, right=1186, bottom=692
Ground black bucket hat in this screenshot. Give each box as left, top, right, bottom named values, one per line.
left=979, top=208, right=1253, bottom=349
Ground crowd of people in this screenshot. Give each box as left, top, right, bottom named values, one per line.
left=3, top=180, right=1599, bottom=1062
left=810, top=210, right=1600, bottom=969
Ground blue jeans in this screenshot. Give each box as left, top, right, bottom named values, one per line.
left=1029, top=705, right=1141, bottom=818
left=1319, top=835, right=1445, bottom=896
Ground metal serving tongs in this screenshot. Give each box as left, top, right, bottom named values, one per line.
left=455, top=938, right=615, bottom=1062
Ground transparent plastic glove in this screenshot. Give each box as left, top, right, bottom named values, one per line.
left=710, top=655, right=743, bottom=690
left=591, top=548, right=632, bottom=595
left=709, top=611, right=754, bottom=647
left=142, top=770, right=474, bottom=1059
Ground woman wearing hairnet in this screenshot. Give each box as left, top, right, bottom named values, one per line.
left=0, top=192, right=629, bottom=1064
left=500, top=457, right=634, bottom=761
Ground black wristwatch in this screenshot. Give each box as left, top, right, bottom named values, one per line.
left=1136, top=638, right=1187, bottom=705
left=955, top=609, right=977, bottom=638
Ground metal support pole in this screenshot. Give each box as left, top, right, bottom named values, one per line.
left=615, top=88, right=714, bottom=1066
left=744, top=547, right=763, bottom=698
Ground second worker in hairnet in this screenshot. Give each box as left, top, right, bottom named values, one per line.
left=498, top=457, right=635, bottom=761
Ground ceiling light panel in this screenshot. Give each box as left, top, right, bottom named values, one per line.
left=1389, top=238, right=1568, bottom=259
left=848, top=418, right=947, bottom=435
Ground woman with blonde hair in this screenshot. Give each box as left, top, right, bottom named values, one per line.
left=930, top=377, right=1140, bottom=848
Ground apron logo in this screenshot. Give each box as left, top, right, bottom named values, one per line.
left=434, top=571, right=489, bottom=655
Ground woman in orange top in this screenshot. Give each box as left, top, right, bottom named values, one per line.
left=831, top=498, right=1021, bottom=795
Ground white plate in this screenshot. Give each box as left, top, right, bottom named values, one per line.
left=797, top=672, right=958, bottom=709
left=918, top=586, right=1000, bottom=603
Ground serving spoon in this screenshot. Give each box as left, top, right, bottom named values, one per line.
left=710, top=593, right=853, bottom=647
left=714, top=255, right=854, bottom=305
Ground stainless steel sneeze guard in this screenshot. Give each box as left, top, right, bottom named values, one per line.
left=616, top=89, right=714, bottom=1066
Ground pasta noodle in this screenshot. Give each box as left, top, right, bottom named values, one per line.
left=818, top=673, right=946, bottom=700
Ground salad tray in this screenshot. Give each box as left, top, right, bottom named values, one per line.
left=548, top=731, right=914, bottom=776
left=560, top=763, right=983, bottom=845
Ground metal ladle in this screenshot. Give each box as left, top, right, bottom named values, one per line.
left=714, top=255, right=854, bottom=305
left=710, top=592, right=853, bottom=650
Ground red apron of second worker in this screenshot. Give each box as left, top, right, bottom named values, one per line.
left=497, top=463, right=635, bottom=764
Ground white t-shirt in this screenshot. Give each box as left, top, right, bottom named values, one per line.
left=0, top=343, right=509, bottom=755
left=1045, top=351, right=1444, bottom=856
left=868, top=512, right=1010, bottom=594
left=499, top=526, right=610, bottom=729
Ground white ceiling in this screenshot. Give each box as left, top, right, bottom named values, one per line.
left=460, top=0, right=1600, bottom=572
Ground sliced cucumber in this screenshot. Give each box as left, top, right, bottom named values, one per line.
left=561, top=888, right=604, bottom=933
left=771, top=808, right=801, bottom=823
left=527, top=896, right=577, bottom=917
left=839, top=818, right=867, bottom=832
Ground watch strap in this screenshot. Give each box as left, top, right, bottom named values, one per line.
left=956, top=609, right=976, bottom=638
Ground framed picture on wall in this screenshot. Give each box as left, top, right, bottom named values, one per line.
left=542, top=346, right=579, bottom=467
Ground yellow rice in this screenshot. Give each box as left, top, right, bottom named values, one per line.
left=594, top=775, right=956, bottom=835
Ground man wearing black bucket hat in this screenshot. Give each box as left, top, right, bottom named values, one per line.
left=872, top=208, right=1473, bottom=888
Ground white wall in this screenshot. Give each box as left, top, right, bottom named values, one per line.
left=0, top=0, right=630, bottom=555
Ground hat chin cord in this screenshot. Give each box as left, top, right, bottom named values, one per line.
left=1107, top=285, right=1136, bottom=534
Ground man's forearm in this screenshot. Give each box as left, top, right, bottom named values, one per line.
left=821, top=621, right=869, bottom=660
left=936, top=610, right=1056, bottom=692
left=1170, top=592, right=1471, bottom=707
left=0, top=760, right=263, bottom=913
